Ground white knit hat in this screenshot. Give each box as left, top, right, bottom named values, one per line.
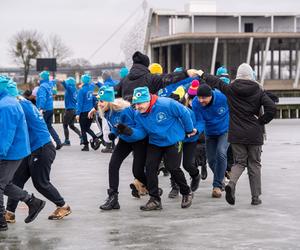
left=236, top=63, right=255, bottom=80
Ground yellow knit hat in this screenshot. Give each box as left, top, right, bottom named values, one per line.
left=172, top=86, right=185, bottom=100
left=149, top=63, right=163, bottom=75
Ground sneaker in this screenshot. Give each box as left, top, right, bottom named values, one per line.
left=4, top=211, right=15, bottom=223
left=140, top=197, right=162, bottom=211
left=56, top=144, right=63, bottom=150
left=48, top=205, right=72, bottom=220
left=201, top=165, right=208, bottom=180
left=100, top=189, right=120, bottom=210
left=24, top=194, right=46, bottom=223
left=190, top=174, right=201, bottom=192
left=225, top=182, right=235, bottom=205
left=90, top=138, right=101, bottom=151
left=0, top=216, right=8, bottom=231
left=81, top=144, right=89, bottom=151
left=62, top=140, right=71, bottom=146
left=212, top=187, right=222, bottom=198
left=181, top=192, right=193, bottom=208
left=251, top=196, right=262, bottom=206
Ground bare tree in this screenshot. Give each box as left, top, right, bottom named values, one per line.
left=42, top=34, right=72, bottom=64
left=9, top=30, right=43, bottom=84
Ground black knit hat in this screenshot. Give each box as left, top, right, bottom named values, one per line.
left=197, top=84, right=212, bottom=97
left=132, top=51, right=150, bottom=67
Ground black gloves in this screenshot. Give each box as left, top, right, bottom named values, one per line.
left=108, top=133, right=116, bottom=141
left=117, top=123, right=133, bottom=136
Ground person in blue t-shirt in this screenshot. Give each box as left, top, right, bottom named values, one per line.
left=128, top=87, right=195, bottom=211
left=59, top=77, right=82, bottom=146
left=192, top=84, right=229, bottom=199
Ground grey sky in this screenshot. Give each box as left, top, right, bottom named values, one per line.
left=1, top=0, right=299, bottom=67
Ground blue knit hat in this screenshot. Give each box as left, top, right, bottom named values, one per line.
left=119, top=67, right=129, bottom=79
left=174, top=67, right=183, bottom=72
left=132, top=87, right=151, bottom=104
left=0, top=75, right=10, bottom=91
left=216, top=66, right=228, bottom=76
left=81, top=74, right=91, bottom=84
left=65, top=77, right=76, bottom=86
left=39, top=71, right=50, bottom=81
left=6, top=80, right=19, bottom=97
left=97, top=86, right=115, bottom=102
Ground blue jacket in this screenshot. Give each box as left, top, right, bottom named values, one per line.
left=183, top=107, right=204, bottom=143
left=0, top=90, right=31, bottom=160
left=19, top=98, right=51, bottom=152
left=192, top=90, right=229, bottom=136
left=131, top=97, right=194, bottom=147
left=62, top=81, right=78, bottom=110
left=97, top=78, right=119, bottom=88
left=158, top=76, right=199, bottom=97
left=36, top=80, right=53, bottom=111
left=104, top=106, right=142, bottom=143
left=76, top=83, right=97, bottom=115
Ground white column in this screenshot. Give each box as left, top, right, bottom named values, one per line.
left=211, top=37, right=219, bottom=75
left=247, top=37, right=254, bottom=64
left=238, top=16, right=242, bottom=33
left=293, top=49, right=300, bottom=88
left=261, top=37, right=271, bottom=86
left=191, top=15, right=195, bottom=33
left=294, top=16, right=297, bottom=33
left=185, top=44, right=190, bottom=69
left=167, top=45, right=171, bottom=73
left=271, top=16, right=274, bottom=32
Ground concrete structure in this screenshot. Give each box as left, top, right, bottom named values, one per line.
left=145, top=3, right=300, bottom=90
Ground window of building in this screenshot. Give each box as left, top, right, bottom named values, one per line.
left=244, top=23, right=253, bottom=32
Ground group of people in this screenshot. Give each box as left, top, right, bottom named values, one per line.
left=0, top=50, right=277, bottom=231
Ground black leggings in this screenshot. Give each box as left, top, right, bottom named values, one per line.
left=109, top=138, right=147, bottom=193
left=79, top=112, right=97, bottom=145
left=63, top=109, right=81, bottom=140
left=145, top=143, right=190, bottom=200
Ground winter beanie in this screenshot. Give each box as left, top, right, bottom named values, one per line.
left=172, top=86, right=185, bottom=100
left=132, top=86, right=151, bottom=104
left=65, top=77, right=76, bottom=86
left=39, top=71, right=50, bottom=81
left=81, top=74, right=91, bottom=84
left=236, top=63, right=255, bottom=80
left=149, top=63, right=163, bottom=75
left=174, top=67, right=183, bottom=72
left=197, top=84, right=212, bottom=97
left=97, top=86, right=115, bottom=103
left=6, top=80, right=19, bottom=97
left=0, top=75, right=10, bottom=91
left=119, top=67, right=129, bottom=79
left=132, top=51, right=150, bottom=67
left=216, top=66, right=228, bottom=76
left=188, top=80, right=200, bottom=97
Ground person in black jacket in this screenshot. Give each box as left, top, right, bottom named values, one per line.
left=115, top=51, right=197, bottom=102
left=196, top=63, right=277, bottom=206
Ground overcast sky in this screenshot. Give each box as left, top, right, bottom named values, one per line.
left=1, top=0, right=299, bottom=67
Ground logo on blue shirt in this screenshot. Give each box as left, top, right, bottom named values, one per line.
left=217, top=107, right=226, bottom=115
left=156, top=112, right=167, bottom=123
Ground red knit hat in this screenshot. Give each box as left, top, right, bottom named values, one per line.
left=188, top=80, right=200, bottom=97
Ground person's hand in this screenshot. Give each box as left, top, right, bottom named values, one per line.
left=187, top=69, right=198, bottom=77
left=108, top=133, right=117, bottom=141
left=39, top=109, right=44, bottom=116
left=196, top=70, right=204, bottom=77
left=187, top=128, right=197, bottom=138
left=88, top=108, right=96, bottom=119
left=76, top=115, right=80, bottom=122
left=117, top=123, right=133, bottom=136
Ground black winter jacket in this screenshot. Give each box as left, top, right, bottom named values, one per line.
left=115, top=63, right=189, bottom=102
left=203, top=74, right=277, bottom=145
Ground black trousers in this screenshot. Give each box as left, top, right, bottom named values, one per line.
left=6, top=143, right=65, bottom=213
left=63, top=109, right=81, bottom=140
left=146, top=143, right=190, bottom=200
left=109, top=138, right=147, bottom=193
left=182, top=141, right=199, bottom=177
left=79, top=112, right=97, bottom=145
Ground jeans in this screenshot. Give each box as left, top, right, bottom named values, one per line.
left=43, top=110, right=62, bottom=145
left=205, top=132, right=229, bottom=188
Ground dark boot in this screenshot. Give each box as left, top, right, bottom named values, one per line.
left=140, top=197, right=162, bottom=211
left=251, top=196, right=262, bottom=205
left=101, top=143, right=113, bottom=153
left=90, top=138, right=101, bottom=150
left=0, top=216, right=8, bottom=231
left=181, top=192, right=193, bottom=208
left=62, top=139, right=71, bottom=146
left=190, top=173, right=201, bottom=192
left=225, top=181, right=236, bottom=205
left=99, top=189, right=120, bottom=210
left=168, top=179, right=179, bottom=198
left=81, top=144, right=89, bottom=151
left=201, top=165, right=207, bottom=180
left=24, top=194, right=46, bottom=223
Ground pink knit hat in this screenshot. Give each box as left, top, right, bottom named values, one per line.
left=188, top=80, right=200, bottom=97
